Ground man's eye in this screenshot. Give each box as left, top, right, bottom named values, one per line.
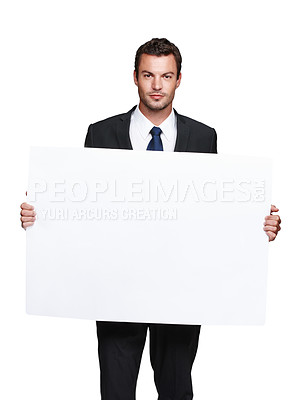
left=164, top=75, right=172, bottom=79
left=144, top=74, right=151, bottom=78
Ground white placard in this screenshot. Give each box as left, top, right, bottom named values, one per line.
left=26, top=147, right=272, bottom=324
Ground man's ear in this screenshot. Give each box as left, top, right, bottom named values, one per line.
left=133, top=70, right=138, bottom=86
left=176, top=72, right=182, bottom=89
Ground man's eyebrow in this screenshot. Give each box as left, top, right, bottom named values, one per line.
left=141, top=70, right=153, bottom=74
left=141, top=70, right=175, bottom=75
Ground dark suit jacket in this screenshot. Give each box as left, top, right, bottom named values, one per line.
left=84, top=106, right=217, bottom=154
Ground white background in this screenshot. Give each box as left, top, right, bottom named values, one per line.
left=1, top=1, right=295, bottom=399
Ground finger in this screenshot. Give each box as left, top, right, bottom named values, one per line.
left=20, top=202, right=34, bottom=211
left=264, top=226, right=281, bottom=234
left=263, top=226, right=279, bottom=232
left=20, top=209, right=36, bottom=217
left=264, top=219, right=280, bottom=227
left=22, top=222, right=35, bottom=229
left=20, top=216, right=36, bottom=223
left=267, top=231, right=276, bottom=241
left=265, top=217, right=281, bottom=226
left=270, top=204, right=279, bottom=213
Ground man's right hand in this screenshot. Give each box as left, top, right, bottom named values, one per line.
left=20, top=202, right=36, bottom=230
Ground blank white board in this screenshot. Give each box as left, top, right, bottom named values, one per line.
left=27, top=147, right=272, bottom=324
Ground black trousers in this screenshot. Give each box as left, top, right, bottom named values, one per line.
left=96, top=322, right=201, bottom=400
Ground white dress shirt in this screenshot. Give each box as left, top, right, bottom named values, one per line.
left=129, top=105, right=177, bottom=152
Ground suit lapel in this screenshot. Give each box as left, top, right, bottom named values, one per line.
left=115, top=107, right=136, bottom=150
left=174, top=111, right=190, bottom=152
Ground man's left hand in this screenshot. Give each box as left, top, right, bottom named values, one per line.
left=264, top=205, right=281, bottom=241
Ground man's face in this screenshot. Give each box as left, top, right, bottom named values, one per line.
left=134, top=53, right=181, bottom=113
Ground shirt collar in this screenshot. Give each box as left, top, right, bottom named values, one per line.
left=133, top=105, right=177, bottom=141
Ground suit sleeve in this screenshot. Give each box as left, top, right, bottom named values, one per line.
left=210, top=128, right=217, bottom=154
left=84, top=124, right=93, bottom=148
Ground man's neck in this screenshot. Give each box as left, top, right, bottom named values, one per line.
left=138, top=102, right=173, bottom=126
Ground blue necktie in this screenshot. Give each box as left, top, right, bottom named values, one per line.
left=147, top=127, right=163, bottom=151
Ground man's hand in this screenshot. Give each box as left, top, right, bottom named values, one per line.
left=20, top=202, right=36, bottom=230
left=264, top=205, right=281, bottom=241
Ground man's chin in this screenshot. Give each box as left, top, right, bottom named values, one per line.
left=144, top=100, right=170, bottom=112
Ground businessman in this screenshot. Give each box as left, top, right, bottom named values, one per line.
left=21, top=38, right=281, bottom=400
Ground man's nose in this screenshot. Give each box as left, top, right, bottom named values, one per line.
left=152, top=76, right=162, bottom=91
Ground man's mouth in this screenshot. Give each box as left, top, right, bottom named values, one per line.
left=149, top=93, right=165, bottom=100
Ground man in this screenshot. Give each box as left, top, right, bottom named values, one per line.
left=21, top=38, right=281, bottom=400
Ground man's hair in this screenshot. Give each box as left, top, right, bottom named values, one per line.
left=134, top=38, right=182, bottom=80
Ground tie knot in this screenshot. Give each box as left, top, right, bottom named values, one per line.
left=150, top=126, right=162, bottom=137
